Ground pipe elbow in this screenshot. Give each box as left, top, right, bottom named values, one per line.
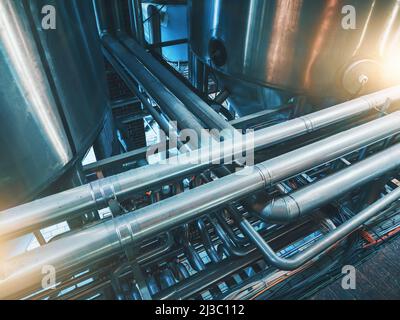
left=261, top=196, right=300, bottom=224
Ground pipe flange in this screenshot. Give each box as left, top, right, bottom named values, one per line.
left=300, top=115, right=314, bottom=133
left=90, top=176, right=120, bottom=209
left=254, top=163, right=273, bottom=188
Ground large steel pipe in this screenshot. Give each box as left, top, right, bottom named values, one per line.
left=0, top=88, right=400, bottom=241
left=1, top=113, right=400, bottom=298
left=102, top=48, right=191, bottom=153
left=261, top=143, right=400, bottom=223
left=118, top=35, right=239, bottom=136
left=102, top=35, right=208, bottom=145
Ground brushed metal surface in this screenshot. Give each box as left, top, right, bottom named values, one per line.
left=189, top=0, right=400, bottom=97
left=0, top=0, right=108, bottom=209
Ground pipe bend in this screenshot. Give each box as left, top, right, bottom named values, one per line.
left=264, top=253, right=303, bottom=271
left=261, top=196, right=301, bottom=224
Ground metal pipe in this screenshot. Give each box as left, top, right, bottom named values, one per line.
left=255, top=112, right=400, bottom=188
left=154, top=249, right=262, bottom=300
left=261, top=143, right=400, bottom=223
left=129, top=0, right=145, bottom=45
left=92, top=0, right=111, bottom=36
left=102, top=35, right=208, bottom=145
left=196, top=218, right=222, bottom=263
left=210, top=218, right=251, bottom=257
left=233, top=187, right=400, bottom=271
left=118, top=35, right=239, bottom=137
left=1, top=113, right=400, bottom=298
left=0, top=90, right=400, bottom=241
left=102, top=48, right=192, bottom=152
left=214, top=213, right=247, bottom=245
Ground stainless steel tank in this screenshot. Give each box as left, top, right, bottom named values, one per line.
left=0, top=0, right=108, bottom=209
left=189, top=0, right=400, bottom=98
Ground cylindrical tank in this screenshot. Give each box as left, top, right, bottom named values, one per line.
left=0, top=0, right=108, bottom=210
left=189, top=0, right=400, bottom=99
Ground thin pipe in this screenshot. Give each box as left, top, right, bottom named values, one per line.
left=102, top=48, right=192, bottom=152
left=214, top=213, right=247, bottom=246
left=1, top=114, right=400, bottom=298
left=233, top=187, right=400, bottom=271
left=210, top=218, right=251, bottom=257
left=196, top=218, right=221, bottom=263
left=102, top=35, right=208, bottom=144
left=118, top=35, right=239, bottom=137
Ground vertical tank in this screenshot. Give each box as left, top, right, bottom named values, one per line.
left=0, top=0, right=108, bottom=209
left=189, top=0, right=400, bottom=99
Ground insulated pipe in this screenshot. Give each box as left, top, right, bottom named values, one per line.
left=261, top=143, right=400, bottom=223
left=254, top=111, right=400, bottom=188
left=102, top=48, right=192, bottom=152
left=0, top=89, right=400, bottom=241
left=233, top=187, right=400, bottom=271
left=118, top=35, right=240, bottom=138
left=1, top=114, right=400, bottom=298
left=102, top=35, right=208, bottom=146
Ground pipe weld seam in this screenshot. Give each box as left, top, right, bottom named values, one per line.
left=114, top=217, right=137, bottom=253
left=361, top=95, right=381, bottom=111
left=89, top=177, right=119, bottom=209
left=300, top=116, right=314, bottom=133
left=287, top=194, right=302, bottom=220
left=254, top=163, right=272, bottom=188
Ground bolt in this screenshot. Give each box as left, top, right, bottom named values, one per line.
left=358, top=74, right=369, bottom=86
